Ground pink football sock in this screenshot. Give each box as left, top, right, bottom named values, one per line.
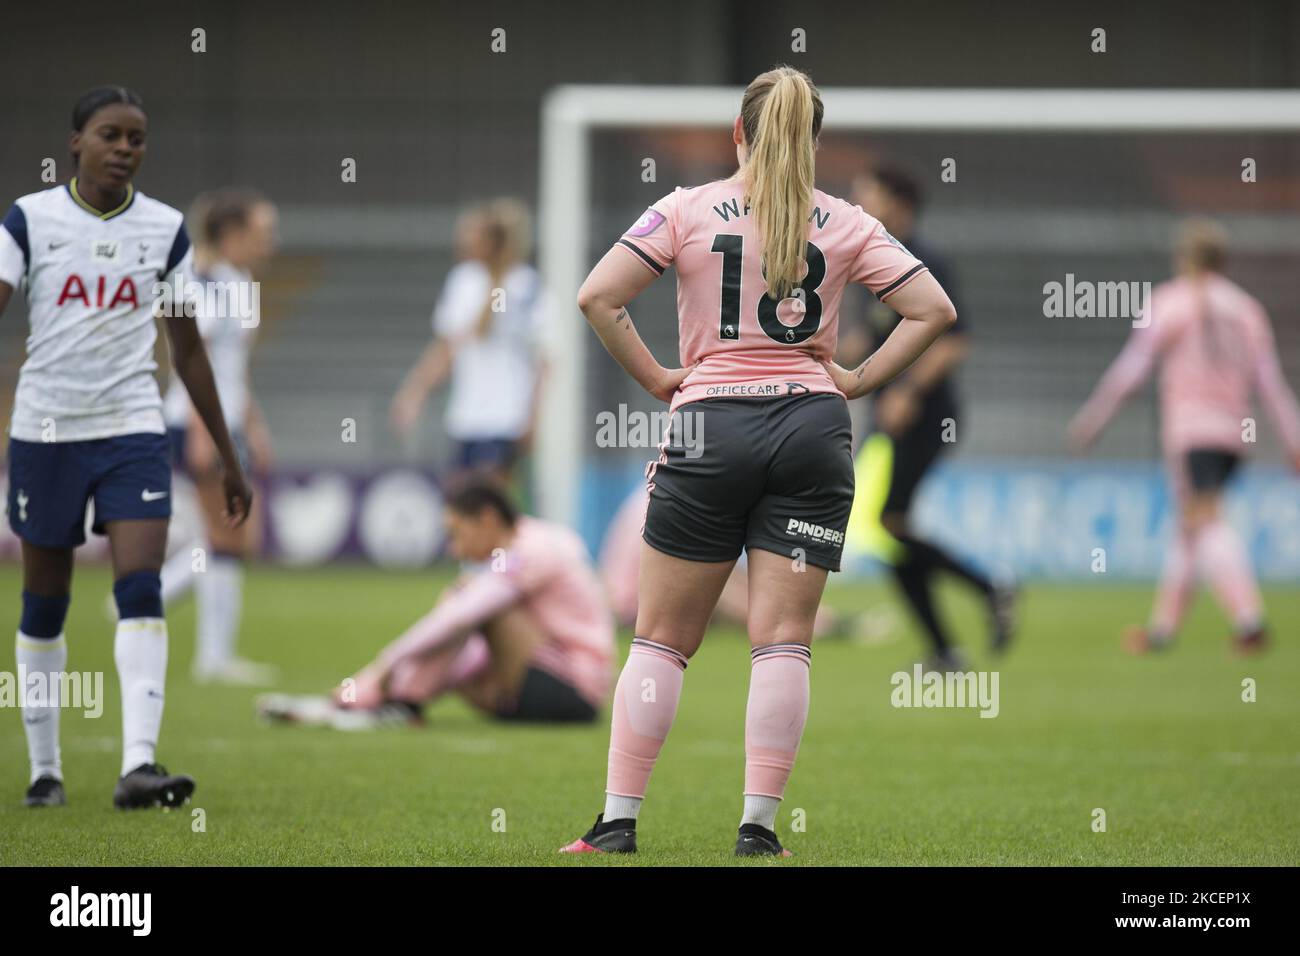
left=1195, top=519, right=1263, bottom=632
left=605, top=638, right=687, bottom=798
left=744, top=643, right=811, bottom=800
left=1150, top=528, right=1196, bottom=637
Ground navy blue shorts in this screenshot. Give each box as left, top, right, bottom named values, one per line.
left=168, top=425, right=251, bottom=475
left=6, top=433, right=172, bottom=549
left=167, top=426, right=187, bottom=469
left=455, top=438, right=518, bottom=473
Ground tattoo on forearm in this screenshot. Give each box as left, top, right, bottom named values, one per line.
left=614, top=308, right=629, bottom=327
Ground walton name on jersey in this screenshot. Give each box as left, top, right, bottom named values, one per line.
left=0, top=183, right=191, bottom=443
left=710, top=195, right=833, bottom=229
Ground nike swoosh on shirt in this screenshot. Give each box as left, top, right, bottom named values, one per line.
left=48, top=240, right=70, bottom=250
left=141, top=490, right=169, bottom=502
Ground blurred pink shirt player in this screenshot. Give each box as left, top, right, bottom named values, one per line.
left=1074, top=272, right=1300, bottom=495
left=616, top=178, right=929, bottom=416
left=353, top=517, right=615, bottom=713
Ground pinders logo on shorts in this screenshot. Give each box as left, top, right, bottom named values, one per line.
left=626, top=209, right=665, bottom=237
left=784, top=518, right=844, bottom=546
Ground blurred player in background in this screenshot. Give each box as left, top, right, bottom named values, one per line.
left=390, top=199, right=552, bottom=487
left=158, top=188, right=278, bottom=685
left=1069, top=219, right=1300, bottom=654
left=841, top=164, right=1016, bottom=671
left=560, top=66, right=956, bottom=857
left=258, top=479, right=614, bottom=728
left=600, top=484, right=860, bottom=639
left=0, top=87, right=252, bottom=809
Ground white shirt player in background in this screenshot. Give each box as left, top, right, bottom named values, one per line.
left=0, top=87, right=252, bottom=810
left=390, top=199, right=554, bottom=486
left=156, top=189, right=279, bottom=685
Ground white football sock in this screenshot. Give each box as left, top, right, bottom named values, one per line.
left=17, top=631, right=66, bottom=784
left=114, top=618, right=168, bottom=775
left=603, top=793, right=643, bottom=822
left=195, top=555, right=242, bottom=670
left=160, top=542, right=202, bottom=607
left=741, top=794, right=780, bottom=831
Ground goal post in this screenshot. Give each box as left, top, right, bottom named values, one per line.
left=536, top=86, right=1300, bottom=529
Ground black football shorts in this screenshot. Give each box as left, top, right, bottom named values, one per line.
left=1186, top=448, right=1241, bottom=493
left=642, top=392, right=855, bottom=571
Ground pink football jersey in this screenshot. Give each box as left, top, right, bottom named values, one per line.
left=616, top=177, right=928, bottom=413
left=1152, top=274, right=1300, bottom=455
left=1077, top=273, right=1300, bottom=458
left=505, top=517, right=616, bottom=708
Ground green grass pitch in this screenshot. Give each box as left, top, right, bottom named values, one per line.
left=1, top=564, right=1296, bottom=866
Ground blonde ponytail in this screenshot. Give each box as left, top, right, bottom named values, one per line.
left=740, top=66, right=822, bottom=301
left=471, top=198, right=532, bottom=338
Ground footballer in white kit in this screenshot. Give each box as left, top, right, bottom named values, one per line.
left=390, top=200, right=553, bottom=482
left=159, top=188, right=279, bottom=686
left=0, top=86, right=252, bottom=810
left=163, top=259, right=258, bottom=449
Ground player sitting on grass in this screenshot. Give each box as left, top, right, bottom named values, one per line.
left=258, top=479, right=615, bottom=729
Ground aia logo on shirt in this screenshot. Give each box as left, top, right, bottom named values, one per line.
left=57, top=274, right=139, bottom=310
